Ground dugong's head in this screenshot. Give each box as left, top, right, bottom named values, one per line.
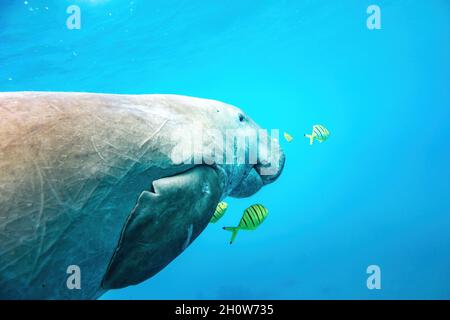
left=168, top=95, right=285, bottom=199
left=102, top=95, right=286, bottom=290
left=101, top=94, right=286, bottom=291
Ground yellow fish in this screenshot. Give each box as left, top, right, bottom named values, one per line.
left=223, top=204, right=268, bottom=244
left=304, top=124, right=330, bottom=145
left=283, top=132, right=294, bottom=142
left=210, top=201, right=228, bottom=223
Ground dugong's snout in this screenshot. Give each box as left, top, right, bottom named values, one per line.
left=255, top=147, right=286, bottom=186
left=229, top=144, right=285, bottom=198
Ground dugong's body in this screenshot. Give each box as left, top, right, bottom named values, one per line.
left=0, top=92, right=284, bottom=299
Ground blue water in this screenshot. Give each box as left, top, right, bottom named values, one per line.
left=1, top=0, right=449, bottom=299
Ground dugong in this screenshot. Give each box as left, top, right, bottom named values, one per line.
left=0, top=92, right=285, bottom=299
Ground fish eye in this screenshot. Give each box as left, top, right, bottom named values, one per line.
left=238, top=113, right=245, bottom=122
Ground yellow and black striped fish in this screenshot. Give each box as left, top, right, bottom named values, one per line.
left=283, top=132, right=294, bottom=142
left=210, top=201, right=228, bottom=223
left=304, top=124, right=330, bottom=145
left=223, top=204, right=269, bottom=244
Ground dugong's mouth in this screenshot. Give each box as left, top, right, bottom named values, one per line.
left=229, top=150, right=286, bottom=198
left=254, top=149, right=286, bottom=186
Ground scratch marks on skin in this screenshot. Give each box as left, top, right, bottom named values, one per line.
left=90, top=137, right=130, bottom=172
left=48, top=103, right=62, bottom=114
left=79, top=119, right=169, bottom=221
left=91, top=136, right=108, bottom=163
left=103, top=140, right=141, bottom=163
left=139, top=119, right=168, bottom=149
left=32, top=160, right=45, bottom=235
left=29, top=159, right=46, bottom=284
left=0, top=104, right=14, bottom=114
left=91, top=117, right=169, bottom=168
left=182, top=224, right=194, bottom=251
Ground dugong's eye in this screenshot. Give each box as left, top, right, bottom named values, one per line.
left=238, top=113, right=245, bottom=122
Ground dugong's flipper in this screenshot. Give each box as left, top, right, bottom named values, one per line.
left=102, top=166, right=222, bottom=289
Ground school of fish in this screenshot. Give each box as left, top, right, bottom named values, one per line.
left=212, top=124, right=330, bottom=244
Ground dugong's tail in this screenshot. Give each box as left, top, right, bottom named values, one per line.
left=223, top=227, right=240, bottom=244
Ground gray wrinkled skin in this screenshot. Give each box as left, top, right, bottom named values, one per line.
left=0, top=92, right=285, bottom=299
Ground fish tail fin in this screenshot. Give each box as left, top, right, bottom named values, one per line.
left=223, top=227, right=239, bottom=244
left=304, top=134, right=314, bottom=145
